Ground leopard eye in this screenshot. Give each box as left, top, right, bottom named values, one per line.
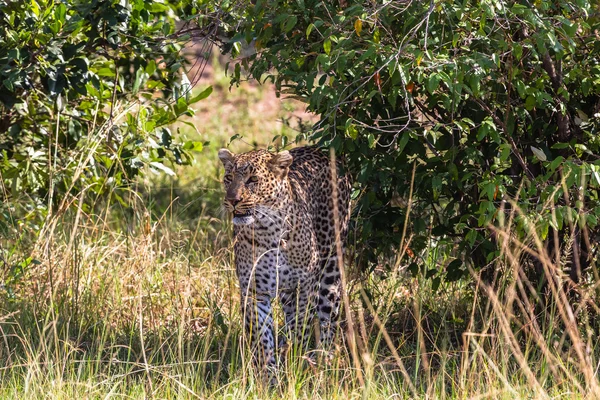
left=224, top=174, right=233, bottom=182
left=247, top=175, right=259, bottom=184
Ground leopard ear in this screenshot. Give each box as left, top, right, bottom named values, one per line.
left=218, top=148, right=234, bottom=166
left=269, top=150, right=293, bottom=177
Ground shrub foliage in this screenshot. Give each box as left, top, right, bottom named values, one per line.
left=215, top=0, right=600, bottom=283
left=0, top=0, right=210, bottom=231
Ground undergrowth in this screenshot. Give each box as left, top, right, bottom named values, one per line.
left=2, top=180, right=599, bottom=399
left=1, top=54, right=599, bottom=399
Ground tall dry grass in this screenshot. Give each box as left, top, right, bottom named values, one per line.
left=1, top=158, right=599, bottom=398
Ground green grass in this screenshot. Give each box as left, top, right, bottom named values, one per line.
left=1, top=54, right=599, bottom=399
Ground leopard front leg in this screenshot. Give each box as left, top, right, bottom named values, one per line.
left=240, top=288, right=277, bottom=371
left=280, top=277, right=317, bottom=352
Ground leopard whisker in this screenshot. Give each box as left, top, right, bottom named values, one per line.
left=254, top=208, right=284, bottom=224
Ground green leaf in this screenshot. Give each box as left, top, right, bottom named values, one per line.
left=183, top=141, right=204, bottom=152
left=229, top=133, right=243, bottom=144
left=323, top=38, right=331, bottom=55
left=426, top=74, right=440, bottom=94
left=484, top=182, right=496, bottom=201
left=284, top=16, right=298, bottom=33
left=414, top=218, right=426, bottom=234
left=316, top=53, right=329, bottom=68
left=306, top=23, right=315, bottom=39
left=31, top=0, right=40, bottom=17
left=476, top=126, right=487, bottom=141
left=476, top=117, right=496, bottom=142
left=539, top=218, right=549, bottom=240
left=146, top=60, right=157, bottom=75
left=132, top=67, right=147, bottom=95
left=398, top=132, right=410, bottom=154
left=431, top=277, right=441, bottom=292
left=549, top=156, right=564, bottom=171
left=530, top=146, right=547, bottom=161
left=346, top=124, right=358, bottom=140
left=515, top=80, right=526, bottom=98
left=97, top=68, right=114, bottom=77
left=562, top=19, right=578, bottom=36
left=144, top=120, right=156, bottom=131
left=492, top=53, right=500, bottom=68
left=150, top=161, right=175, bottom=176
left=189, top=86, right=213, bottom=104
left=591, top=165, right=600, bottom=187
left=514, top=44, right=523, bottom=60
left=575, top=143, right=593, bottom=156
left=54, top=3, right=66, bottom=23
left=525, top=95, right=535, bottom=110
left=367, top=133, right=375, bottom=148
left=149, top=2, right=169, bottom=12
left=178, top=121, right=199, bottom=134
left=466, top=230, right=478, bottom=246
left=373, top=28, right=380, bottom=44
left=587, top=214, right=598, bottom=229
left=555, top=209, right=564, bottom=230
left=432, top=175, right=442, bottom=200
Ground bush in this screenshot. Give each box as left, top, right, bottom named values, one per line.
left=214, top=0, right=600, bottom=284
left=0, top=0, right=211, bottom=233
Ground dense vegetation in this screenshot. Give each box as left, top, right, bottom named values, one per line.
left=0, top=0, right=210, bottom=234
left=1, top=0, right=600, bottom=398
left=216, top=0, right=600, bottom=286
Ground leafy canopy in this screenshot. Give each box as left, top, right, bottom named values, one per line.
left=216, top=0, right=600, bottom=282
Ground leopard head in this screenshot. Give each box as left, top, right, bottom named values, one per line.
left=218, top=148, right=293, bottom=225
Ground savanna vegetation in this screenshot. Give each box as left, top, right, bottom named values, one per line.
left=1, top=0, right=600, bottom=398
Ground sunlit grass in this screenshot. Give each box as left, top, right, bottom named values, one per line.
left=1, top=199, right=598, bottom=398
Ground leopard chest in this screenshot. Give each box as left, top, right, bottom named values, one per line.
left=233, top=225, right=317, bottom=295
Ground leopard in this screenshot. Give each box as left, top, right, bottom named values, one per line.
left=218, top=146, right=351, bottom=372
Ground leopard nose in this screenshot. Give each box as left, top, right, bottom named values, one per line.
left=227, top=195, right=241, bottom=206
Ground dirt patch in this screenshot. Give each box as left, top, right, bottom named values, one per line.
left=181, top=41, right=318, bottom=147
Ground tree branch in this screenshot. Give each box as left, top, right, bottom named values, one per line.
left=542, top=53, right=574, bottom=142
left=474, top=98, right=535, bottom=180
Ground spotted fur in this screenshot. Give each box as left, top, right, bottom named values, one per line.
left=218, top=146, right=351, bottom=370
